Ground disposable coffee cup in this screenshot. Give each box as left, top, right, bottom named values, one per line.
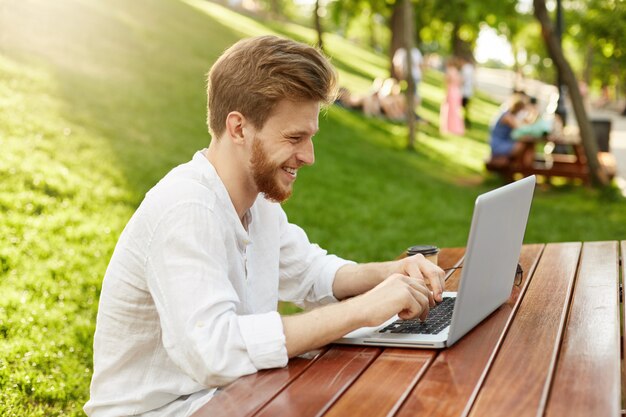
left=407, top=245, right=440, bottom=265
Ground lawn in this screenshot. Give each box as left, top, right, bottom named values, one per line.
left=1, top=0, right=625, bottom=415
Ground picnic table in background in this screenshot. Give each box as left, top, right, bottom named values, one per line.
left=486, top=131, right=617, bottom=184
left=192, top=242, right=623, bottom=417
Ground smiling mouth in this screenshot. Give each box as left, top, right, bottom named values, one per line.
left=282, top=167, right=297, bottom=177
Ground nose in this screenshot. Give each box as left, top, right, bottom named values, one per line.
left=297, top=137, right=315, bottom=166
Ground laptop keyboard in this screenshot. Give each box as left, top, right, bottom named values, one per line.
left=378, top=297, right=456, bottom=335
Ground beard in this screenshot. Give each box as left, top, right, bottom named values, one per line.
left=250, top=137, right=292, bottom=203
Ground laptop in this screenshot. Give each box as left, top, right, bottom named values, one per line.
left=335, top=175, right=536, bottom=349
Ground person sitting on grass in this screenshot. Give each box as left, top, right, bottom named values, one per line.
left=334, top=86, right=364, bottom=111
left=363, top=77, right=421, bottom=122
left=84, top=35, right=444, bottom=417
left=377, top=77, right=407, bottom=121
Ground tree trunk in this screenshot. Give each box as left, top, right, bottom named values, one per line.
left=390, top=2, right=404, bottom=78
left=314, top=0, right=324, bottom=52
left=403, top=0, right=416, bottom=149
left=269, top=0, right=280, bottom=18
left=533, top=0, right=609, bottom=186
left=451, top=19, right=463, bottom=57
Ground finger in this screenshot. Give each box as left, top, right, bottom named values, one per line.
left=414, top=289, right=431, bottom=321
left=406, top=256, right=444, bottom=302
left=404, top=276, right=435, bottom=307
left=424, top=264, right=446, bottom=302
left=398, top=288, right=422, bottom=320
left=408, top=286, right=430, bottom=320
left=439, top=268, right=446, bottom=297
left=403, top=255, right=425, bottom=281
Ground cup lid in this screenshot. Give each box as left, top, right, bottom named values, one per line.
left=407, top=245, right=439, bottom=256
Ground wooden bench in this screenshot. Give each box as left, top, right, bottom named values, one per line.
left=486, top=135, right=616, bottom=184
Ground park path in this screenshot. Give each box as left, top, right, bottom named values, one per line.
left=475, top=67, right=626, bottom=193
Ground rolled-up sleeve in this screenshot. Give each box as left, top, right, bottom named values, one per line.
left=237, top=312, right=287, bottom=369
left=146, top=201, right=288, bottom=388
left=277, top=209, right=354, bottom=308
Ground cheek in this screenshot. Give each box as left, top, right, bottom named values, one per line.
left=273, top=144, right=295, bottom=162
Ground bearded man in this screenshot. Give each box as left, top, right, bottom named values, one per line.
left=85, top=36, right=444, bottom=417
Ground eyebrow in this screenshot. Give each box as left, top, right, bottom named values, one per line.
left=283, top=129, right=318, bottom=137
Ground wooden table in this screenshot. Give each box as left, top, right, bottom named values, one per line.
left=193, top=242, right=623, bottom=417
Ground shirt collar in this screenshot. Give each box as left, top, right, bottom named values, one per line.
left=192, top=150, right=253, bottom=245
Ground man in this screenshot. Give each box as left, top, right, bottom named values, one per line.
left=85, top=35, right=444, bottom=417
left=460, top=57, right=475, bottom=128
left=392, top=46, right=424, bottom=106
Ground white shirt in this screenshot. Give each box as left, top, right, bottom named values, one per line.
left=392, top=47, right=423, bottom=82
left=461, top=63, right=474, bottom=98
left=84, top=151, right=353, bottom=417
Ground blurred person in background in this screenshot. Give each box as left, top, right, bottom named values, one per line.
left=460, top=56, right=475, bottom=129
left=488, top=97, right=528, bottom=166
left=440, top=57, right=465, bottom=136
left=393, top=46, right=424, bottom=102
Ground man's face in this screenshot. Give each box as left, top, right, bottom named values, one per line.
left=249, top=100, right=319, bottom=202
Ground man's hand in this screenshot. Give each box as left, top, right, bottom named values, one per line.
left=282, top=272, right=435, bottom=357
left=332, top=255, right=446, bottom=302
left=356, top=273, right=433, bottom=326
left=394, top=254, right=446, bottom=302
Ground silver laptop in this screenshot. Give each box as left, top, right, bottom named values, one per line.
left=335, top=175, right=536, bottom=349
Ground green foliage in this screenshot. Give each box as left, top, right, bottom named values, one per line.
left=0, top=0, right=625, bottom=415
left=327, top=0, right=624, bottom=95
left=572, top=0, right=626, bottom=89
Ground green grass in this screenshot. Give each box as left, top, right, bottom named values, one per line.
left=0, top=0, right=625, bottom=414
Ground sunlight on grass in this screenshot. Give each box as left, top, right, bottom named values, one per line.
left=183, top=0, right=384, bottom=93
left=418, top=132, right=490, bottom=174
left=184, top=0, right=279, bottom=38
left=0, top=54, right=132, bottom=415
left=1, top=0, right=625, bottom=415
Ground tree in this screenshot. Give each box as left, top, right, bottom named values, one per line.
left=426, top=0, right=520, bottom=58
left=328, top=0, right=390, bottom=52
left=575, top=0, right=626, bottom=98
left=533, top=0, right=610, bottom=186
left=402, top=0, right=417, bottom=149
left=314, top=0, right=325, bottom=52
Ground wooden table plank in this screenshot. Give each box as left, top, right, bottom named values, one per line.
left=466, top=242, right=581, bottom=417
left=438, top=247, right=466, bottom=270
left=253, top=346, right=380, bottom=417
left=191, top=350, right=325, bottom=417
left=394, top=244, right=545, bottom=417
left=544, top=241, right=620, bottom=417
left=324, top=349, right=435, bottom=417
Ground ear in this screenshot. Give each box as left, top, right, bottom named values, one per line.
left=224, top=111, right=249, bottom=145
